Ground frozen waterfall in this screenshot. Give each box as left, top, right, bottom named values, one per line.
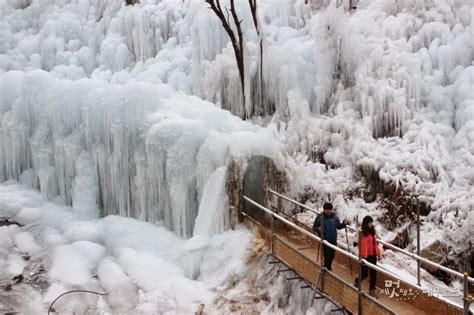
left=0, top=70, right=281, bottom=238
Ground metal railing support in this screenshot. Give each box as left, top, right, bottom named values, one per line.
left=243, top=194, right=474, bottom=312
left=463, top=272, right=470, bottom=315
left=320, top=215, right=325, bottom=265
left=414, top=197, right=421, bottom=287
left=320, top=214, right=326, bottom=292
left=294, top=202, right=298, bottom=221
left=357, top=218, right=363, bottom=315
left=266, top=190, right=474, bottom=285
left=345, top=225, right=353, bottom=275
left=268, top=189, right=319, bottom=215
left=271, top=214, right=275, bottom=254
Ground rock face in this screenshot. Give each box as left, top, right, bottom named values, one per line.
left=232, top=155, right=287, bottom=222
left=419, top=240, right=444, bottom=273
left=211, top=251, right=331, bottom=314
left=227, top=160, right=244, bottom=229
left=0, top=217, right=23, bottom=227
left=243, top=156, right=267, bottom=216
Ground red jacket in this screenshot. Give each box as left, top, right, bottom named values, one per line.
left=359, top=231, right=381, bottom=259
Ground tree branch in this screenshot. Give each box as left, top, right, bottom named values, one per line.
left=249, top=0, right=258, bottom=33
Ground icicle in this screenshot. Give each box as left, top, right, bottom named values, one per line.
left=193, top=167, right=229, bottom=237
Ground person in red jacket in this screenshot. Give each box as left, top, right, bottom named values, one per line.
left=353, top=215, right=381, bottom=297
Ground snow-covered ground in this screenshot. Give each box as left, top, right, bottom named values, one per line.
left=0, top=182, right=253, bottom=313
left=1, top=0, right=473, bottom=313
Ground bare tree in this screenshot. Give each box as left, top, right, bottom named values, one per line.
left=206, top=0, right=269, bottom=118
left=125, top=0, right=139, bottom=5
left=248, top=0, right=266, bottom=115
left=205, top=0, right=246, bottom=112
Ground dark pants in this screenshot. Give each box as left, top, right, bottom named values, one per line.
left=323, top=244, right=336, bottom=271
left=355, top=255, right=377, bottom=289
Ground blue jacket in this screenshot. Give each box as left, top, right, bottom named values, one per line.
left=312, top=214, right=346, bottom=244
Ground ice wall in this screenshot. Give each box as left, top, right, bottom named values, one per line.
left=267, top=0, right=473, bottom=269
left=0, top=0, right=348, bottom=121
left=1, top=0, right=473, bottom=267
left=0, top=0, right=289, bottom=238
left=2, top=0, right=470, bottom=130
left=0, top=70, right=281, bottom=238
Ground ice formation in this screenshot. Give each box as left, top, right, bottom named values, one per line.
left=0, top=0, right=289, bottom=238
left=0, top=69, right=281, bottom=238
left=0, top=184, right=254, bottom=313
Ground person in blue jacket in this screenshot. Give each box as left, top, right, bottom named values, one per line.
left=313, top=202, right=349, bottom=271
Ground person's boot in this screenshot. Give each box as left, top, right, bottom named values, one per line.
left=369, top=288, right=378, bottom=298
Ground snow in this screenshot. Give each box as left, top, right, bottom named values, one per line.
left=49, top=242, right=106, bottom=285
left=276, top=0, right=473, bottom=267
left=13, top=231, right=42, bottom=255
left=96, top=258, right=137, bottom=312
left=0, top=183, right=252, bottom=313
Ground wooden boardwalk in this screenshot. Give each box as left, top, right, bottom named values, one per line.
left=242, top=212, right=465, bottom=315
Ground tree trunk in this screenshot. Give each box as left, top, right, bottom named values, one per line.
left=249, top=0, right=264, bottom=116
left=206, top=0, right=246, bottom=115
